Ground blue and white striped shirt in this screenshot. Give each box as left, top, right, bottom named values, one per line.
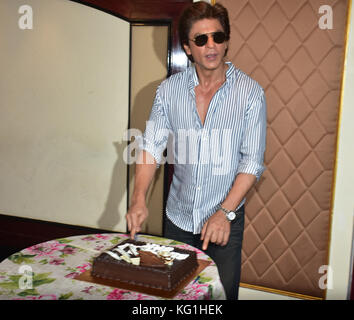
left=140, top=62, right=266, bottom=234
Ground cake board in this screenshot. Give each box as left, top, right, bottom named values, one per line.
left=75, top=259, right=211, bottom=299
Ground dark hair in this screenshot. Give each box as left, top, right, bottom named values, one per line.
left=178, top=1, right=230, bottom=62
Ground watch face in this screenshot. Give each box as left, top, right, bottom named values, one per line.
left=227, top=211, right=236, bottom=221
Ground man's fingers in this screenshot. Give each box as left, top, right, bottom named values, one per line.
left=126, top=215, right=132, bottom=232
left=222, top=231, right=229, bottom=246
left=130, top=219, right=142, bottom=239
left=130, top=228, right=136, bottom=240
left=210, top=231, right=219, bottom=245
left=202, top=232, right=211, bottom=251
left=216, top=230, right=226, bottom=246
left=130, top=226, right=140, bottom=240
left=202, top=224, right=231, bottom=250
left=201, top=212, right=233, bottom=250
left=201, top=221, right=211, bottom=250
left=200, top=221, right=208, bottom=240
left=126, top=205, right=147, bottom=239
left=127, top=214, right=137, bottom=234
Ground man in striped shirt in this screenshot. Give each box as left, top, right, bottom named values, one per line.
left=126, top=1, right=266, bottom=300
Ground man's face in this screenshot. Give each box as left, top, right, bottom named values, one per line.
left=183, top=18, right=228, bottom=72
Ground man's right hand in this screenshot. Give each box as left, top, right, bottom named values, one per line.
left=126, top=202, right=148, bottom=240
left=126, top=150, right=157, bottom=239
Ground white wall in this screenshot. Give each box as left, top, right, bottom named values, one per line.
left=0, top=0, right=130, bottom=232
left=327, top=1, right=354, bottom=300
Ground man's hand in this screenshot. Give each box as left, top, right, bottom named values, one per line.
left=200, top=210, right=231, bottom=250
left=126, top=202, right=148, bottom=240
left=126, top=150, right=157, bottom=240
left=199, top=173, right=256, bottom=250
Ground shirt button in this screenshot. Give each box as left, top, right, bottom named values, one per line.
left=196, top=186, right=201, bottom=191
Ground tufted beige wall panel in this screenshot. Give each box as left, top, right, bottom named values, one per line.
left=216, top=0, right=349, bottom=298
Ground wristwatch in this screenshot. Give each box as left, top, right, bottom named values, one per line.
left=218, top=205, right=237, bottom=222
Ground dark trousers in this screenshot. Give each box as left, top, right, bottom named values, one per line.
left=164, top=206, right=245, bottom=300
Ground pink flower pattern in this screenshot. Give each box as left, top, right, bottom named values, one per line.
left=65, top=263, right=91, bottom=279
left=49, top=258, right=65, bottom=265
left=176, top=283, right=211, bottom=300
left=1, top=234, right=224, bottom=300
left=60, top=246, right=77, bottom=255
left=81, top=286, right=95, bottom=294
left=26, top=241, right=65, bottom=257
left=107, top=288, right=146, bottom=300
left=95, top=234, right=110, bottom=240
left=65, top=272, right=78, bottom=279
left=81, top=236, right=96, bottom=241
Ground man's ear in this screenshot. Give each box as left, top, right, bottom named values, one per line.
left=225, top=40, right=229, bottom=50
left=223, top=41, right=229, bottom=58
left=183, top=43, right=192, bottom=56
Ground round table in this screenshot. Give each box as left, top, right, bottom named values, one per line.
left=0, top=233, right=226, bottom=300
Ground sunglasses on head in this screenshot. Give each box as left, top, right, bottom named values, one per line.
left=190, top=31, right=227, bottom=47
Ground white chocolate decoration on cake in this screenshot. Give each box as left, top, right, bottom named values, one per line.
left=104, top=242, right=190, bottom=266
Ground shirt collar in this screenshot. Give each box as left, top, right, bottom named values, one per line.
left=188, top=61, right=236, bottom=91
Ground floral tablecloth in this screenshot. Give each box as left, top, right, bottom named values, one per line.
left=0, top=233, right=226, bottom=300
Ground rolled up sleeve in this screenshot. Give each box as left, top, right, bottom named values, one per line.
left=236, top=88, right=267, bottom=180
left=138, top=86, right=171, bottom=166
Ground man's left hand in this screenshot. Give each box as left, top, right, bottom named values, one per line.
left=201, top=210, right=231, bottom=250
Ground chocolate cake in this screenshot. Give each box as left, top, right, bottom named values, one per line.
left=91, top=239, right=198, bottom=291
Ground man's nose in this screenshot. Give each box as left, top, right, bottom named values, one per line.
left=206, top=34, right=216, bottom=47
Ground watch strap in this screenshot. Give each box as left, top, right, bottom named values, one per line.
left=218, top=205, right=236, bottom=221
left=218, top=205, right=231, bottom=214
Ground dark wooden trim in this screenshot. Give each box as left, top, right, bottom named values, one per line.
left=0, top=213, right=112, bottom=261
left=351, top=261, right=354, bottom=300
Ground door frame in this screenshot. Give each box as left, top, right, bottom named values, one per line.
left=70, top=0, right=193, bottom=75
left=70, top=0, right=192, bottom=232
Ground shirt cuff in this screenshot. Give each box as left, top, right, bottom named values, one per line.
left=137, top=136, right=165, bottom=168
left=236, top=160, right=265, bottom=181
